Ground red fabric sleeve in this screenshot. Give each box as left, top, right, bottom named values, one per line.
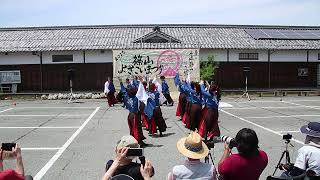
left=218, top=155, right=234, bottom=176
left=260, top=151, right=269, bottom=169
left=0, top=169, right=24, bottom=180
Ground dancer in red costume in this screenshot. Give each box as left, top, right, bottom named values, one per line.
left=120, top=80, right=147, bottom=146
left=198, top=81, right=220, bottom=140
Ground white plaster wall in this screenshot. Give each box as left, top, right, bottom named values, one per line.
left=85, top=50, right=113, bottom=63
left=200, top=49, right=227, bottom=62
left=308, top=50, right=320, bottom=62
left=0, top=52, right=40, bottom=65
left=42, top=51, right=83, bottom=64
left=229, top=49, right=268, bottom=62
left=0, top=49, right=318, bottom=65
left=270, top=50, right=307, bottom=62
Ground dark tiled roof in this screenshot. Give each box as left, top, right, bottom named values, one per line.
left=0, top=24, right=320, bottom=52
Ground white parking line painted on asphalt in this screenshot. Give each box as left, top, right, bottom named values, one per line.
left=277, top=131, right=300, bottom=133
left=223, top=106, right=320, bottom=110
left=34, top=107, right=100, bottom=180
left=0, top=108, right=13, bottom=114
left=219, top=102, right=233, bottom=108
left=220, top=109, right=304, bottom=145
left=226, top=99, right=320, bottom=103
left=0, top=114, right=90, bottom=117
left=0, top=126, right=80, bottom=129
left=22, top=148, right=61, bottom=151
left=16, top=107, right=97, bottom=109
left=246, top=114, right=320, bottom=119
left=281, top=101, right=320, bottom=110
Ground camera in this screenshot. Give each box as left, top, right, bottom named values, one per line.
left=204, top=140, right=215, bottom=149
left=1, top=143, right=16, bottom=151
left=282, top=133, right=292, bottom=140
left=205, top=135, right=238, bottom=149
left=1, top=143, right=16, bottom=160
left=126, top=148, right=144, bottom=157
left=221, top=136, right=238, bottom=149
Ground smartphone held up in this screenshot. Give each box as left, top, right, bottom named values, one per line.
left=1, top=143, right=16, bottom=160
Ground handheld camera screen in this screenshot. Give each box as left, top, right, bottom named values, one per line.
left=126, top=148, right=143, bottom=157
left=1, top=143, right=16, bottom=151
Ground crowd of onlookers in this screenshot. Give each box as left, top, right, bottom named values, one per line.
left=102, top=122, right=320, bottom=180
left=1, top=122, right=319, bottom=180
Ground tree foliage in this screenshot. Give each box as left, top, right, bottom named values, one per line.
left=200, top=55, right=217, bottom=81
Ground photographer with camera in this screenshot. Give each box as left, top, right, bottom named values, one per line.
left=167, top=132, right=217, bottom=180
left=102, top=135, right=154, bottom=180
left=0, top=143, right=32, bottom=180
left=281, top=122, right=320, bottom=178
left=218, top=128, right=268, bottom=180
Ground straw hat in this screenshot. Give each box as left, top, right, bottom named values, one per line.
left=116, top=135, right=140, bottom=149
left=177, top=132, right=209, bottom=159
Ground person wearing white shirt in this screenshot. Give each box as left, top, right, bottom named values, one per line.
left=167, top=132, right=217, bottom=180
left=282, top=122, right=320, bottom=177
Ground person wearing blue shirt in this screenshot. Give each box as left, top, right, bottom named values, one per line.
left=147, top=83, right=167, bottom=137
left=176, top=75, right=203, bottom=131
left=175, top=75, right=187, bottom=120
left=132, top=77, right=140, bottom=88
left=120, top=81, right=147, bottom=146
left=160, top=76, right=174, bottom=106
left=106, top=77, right=117, bottom=107
left=186, top=82, right=203, bottom=131
left=119, top=78, right=134, bottom=107
left=198, top=81, right=220, bottom=140
left=175, top=75, right=192, bottom=127
left=126, top=78, right=133, bottom=89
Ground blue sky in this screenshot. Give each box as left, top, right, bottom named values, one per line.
left=0, top=0, right=319, bottom=27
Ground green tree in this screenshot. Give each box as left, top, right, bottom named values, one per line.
left=200, top=55, right=217, bottom=81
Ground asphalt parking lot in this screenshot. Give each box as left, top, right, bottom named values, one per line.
left=0, top=96, right=319, bottom=180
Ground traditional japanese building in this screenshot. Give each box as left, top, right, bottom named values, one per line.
left=0, top=24, right=319, bottom=92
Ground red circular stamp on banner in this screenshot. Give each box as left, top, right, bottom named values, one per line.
left=157, top=50, right=182, bottom=76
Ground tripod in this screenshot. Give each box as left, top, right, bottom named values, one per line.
left=236, top=75, right=251, bottom=101
left=202, top=131, right=214, bottom=164
left=68, top=79, right=75, bottom=103
left=203, top=134, right=220, bottom=180
left=204, top=144, right=215, bottom=164
left=272, top=139, right=293, bottom=176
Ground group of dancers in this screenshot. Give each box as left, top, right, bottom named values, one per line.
left=104, top=74, right=221, bottom=146
left=174, top=74, right=221, bottom=140
left=104, top=76, right=173, bottom=146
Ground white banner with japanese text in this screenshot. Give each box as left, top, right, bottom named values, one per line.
left=113, top=49, right=200, bottom=80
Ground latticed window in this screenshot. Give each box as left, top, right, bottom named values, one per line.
left=239, top=53, right=259, bottom=60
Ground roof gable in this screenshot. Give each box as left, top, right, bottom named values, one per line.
left=133, top=26, right=181, bottom=43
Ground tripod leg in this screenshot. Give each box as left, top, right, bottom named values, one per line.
left=285, top=150, right=291, bottom=164
left=209, top=152, right=214, bottom=164
left=246, top=92, right=251, bottom=101
left=273, top=151, right=286, bottom=176
left=236, top=92, right=247, bottom=102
